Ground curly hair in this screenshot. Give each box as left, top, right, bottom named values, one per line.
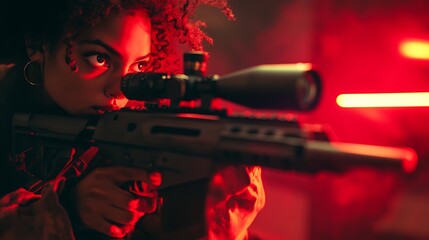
left=0, top=0, right=234, bottom=72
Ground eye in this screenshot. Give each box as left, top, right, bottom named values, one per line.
left=130, top=60, right=148, bottom=72
left=84, top=53, right=111, bottom=68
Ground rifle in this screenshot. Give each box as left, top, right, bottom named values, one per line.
left=10, top=52, right=417, bottom=239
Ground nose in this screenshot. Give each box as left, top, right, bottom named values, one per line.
left=104, top=84, right=128, bottom=109
left=104, top=70, right=130, bottom=110
left=104, top=74, right=126, bottom=100
left=104, top=88, right=125, bottom=99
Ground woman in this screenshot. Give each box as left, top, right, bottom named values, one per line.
left=0, top=0, right=265, bottom=239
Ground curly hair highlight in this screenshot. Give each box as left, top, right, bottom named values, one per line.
left=0, top=0, right=234, bottom=72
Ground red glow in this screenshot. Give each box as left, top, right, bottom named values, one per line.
left=337, top=92, right=429, bottom=108
left=402, top=148, right=419, bottom=174
left=399, top=39, right=429, bottom=60
left=331, top=142, right=418, bottom=173
left=115, top=98, right=129, bottom=109
left=176, top=113, right=219, bottom=120
left=109, top=225, right=125, bottom=238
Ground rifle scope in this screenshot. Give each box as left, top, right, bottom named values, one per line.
left=121, top=63, right=322, bottom=111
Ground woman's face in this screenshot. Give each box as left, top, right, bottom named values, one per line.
left=42, top=11, right=151, bottom=115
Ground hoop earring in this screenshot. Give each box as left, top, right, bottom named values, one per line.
left=23, top=61, right=43, bottom=86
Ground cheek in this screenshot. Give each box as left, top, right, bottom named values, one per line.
left=42, top=47, right=110, bottom=114
left=43, top=60, right=105, bottom=113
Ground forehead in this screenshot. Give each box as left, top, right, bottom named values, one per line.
left=76, top=11, right=151, bottom=55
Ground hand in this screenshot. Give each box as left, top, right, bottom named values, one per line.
left=0, top=185, right=75, bottom=240
left=205, top=165, right=265, bottom=240
left=72, top=166, right=161, bottom=238
left=0, top=188, right=40, bottom=210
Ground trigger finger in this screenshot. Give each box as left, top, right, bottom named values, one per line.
left=130, top=197, right=157, bottom=213
left=89, top=216, right=125, bottom=238
left=127, top=181, right=158, bottom=198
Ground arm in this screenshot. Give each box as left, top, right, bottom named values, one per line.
left=206, top=166, right=265, bottom=240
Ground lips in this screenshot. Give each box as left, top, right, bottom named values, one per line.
left=91, top=105, right=118, bottom=114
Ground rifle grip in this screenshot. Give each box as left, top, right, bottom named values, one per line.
left=72, top=181, right=158, bottom=240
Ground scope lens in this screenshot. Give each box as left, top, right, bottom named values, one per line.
left=296, top=71, right=320, bottom=110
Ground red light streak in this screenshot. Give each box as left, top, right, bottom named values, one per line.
left=399, top=39, right=429, bottom=60
left=337, top=92, right=429, bottom=108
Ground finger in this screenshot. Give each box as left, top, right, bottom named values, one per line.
left=102, top=186, right=137, bottom=210
left=121, top=223, right=136, bottom=236
left=102, top=205, right=143, bottom=226
left=149, top=172, right=162, bottom=187
left=17, top=189, right=41, bottom=205
left=0, top=188, right=40, bottom=207
left=86, top=215, right=126, bottom=238
left=130, top=198, right=157, bottom=213
left=18, top=194, right=41, bottom=206
left=100, top=184, right=157, bottom=213
left=126, top=181, right=158, bottom=198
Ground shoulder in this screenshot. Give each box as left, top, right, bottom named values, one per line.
left=0, top=62, right=21, bottom=105
left=0, top=63, right=15, bottom=81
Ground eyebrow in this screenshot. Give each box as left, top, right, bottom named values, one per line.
left=79, top=39, right=121, bottom=57
left=79, top=39, right=150, bottom=62
left=135, top=55, right=150, bottom=62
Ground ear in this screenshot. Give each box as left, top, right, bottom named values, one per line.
left=25, top=40, right=45, bottom=62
